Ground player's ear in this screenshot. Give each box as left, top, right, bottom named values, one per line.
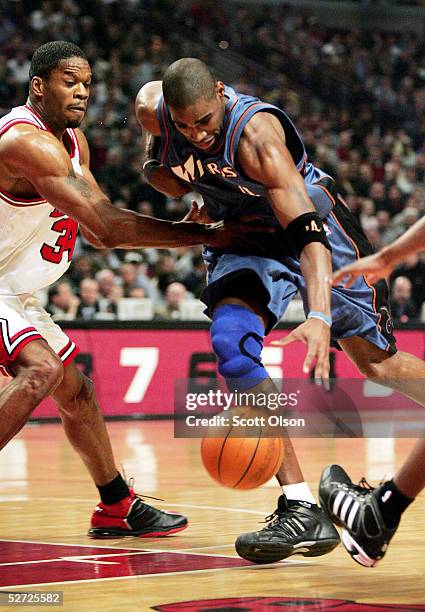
left=216, top=81, right=225, bottom=98
left=31, top=76, right=44, bottom=97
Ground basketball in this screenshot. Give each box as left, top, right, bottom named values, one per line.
left=200, top=406, right=285, bottom=490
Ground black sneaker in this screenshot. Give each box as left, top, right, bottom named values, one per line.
left=88, top=486, right=188, bottom=538
left=319, top=464, right=398, bottom=567
left=235, top=495, right=340, bottom=564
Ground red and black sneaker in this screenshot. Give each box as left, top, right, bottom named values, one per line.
left=88, top=487, right=188, bottom=539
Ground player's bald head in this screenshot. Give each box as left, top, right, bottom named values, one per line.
left=163, top=58, right=217, bottom=109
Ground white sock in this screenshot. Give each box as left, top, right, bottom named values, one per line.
left=282, top=482, right=316, bottom=504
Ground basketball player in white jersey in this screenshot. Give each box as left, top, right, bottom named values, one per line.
left=0, top=41, right=255, bottom=538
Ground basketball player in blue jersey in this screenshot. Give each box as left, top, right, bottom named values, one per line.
left=136, top=58, right=425, bottom=564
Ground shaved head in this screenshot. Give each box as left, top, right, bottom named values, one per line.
left=163, top=58, right=216, bottom=109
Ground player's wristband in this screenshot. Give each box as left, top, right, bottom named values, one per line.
left=307, top=311, right=332, bottom=327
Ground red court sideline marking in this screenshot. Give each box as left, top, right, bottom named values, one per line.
left=0, top=541, right=251, bottom=587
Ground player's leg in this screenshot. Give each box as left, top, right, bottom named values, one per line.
left=52, top=360, right=118, bottom=485
left=393, top=437, right=425, bottom=499
left=340, top=335, right=425, bottom=411
left=52, top=362, right=188, bottom=538
left=18, top=292, right=187, bottom=539
left=0, top=295, right=64, bottom=449
left=313, top=203, right=424, bottom=565
left=201, top=254, right=339, bottom=562
left=319, top=460, right=415, bottom=567
left=211, top=295, right=305, bottom=486
left=319, top=382, right=425, bottom=568
left=319, top=336, right=423, bottom=566
left=0, top=339, right=63, bottom=450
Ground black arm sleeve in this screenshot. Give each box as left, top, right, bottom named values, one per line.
left=286, top=212, right=331, bottom=256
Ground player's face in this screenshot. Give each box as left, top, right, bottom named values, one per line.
left=41, top=57, right=92, bottom=129
left=169, top=82, right=226, bottom=151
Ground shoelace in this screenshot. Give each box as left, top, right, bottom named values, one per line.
left=349, top=477, right=374, bottom=496
left=262, top=495, right=289, bottom=524
left=260, top=497, right=308, bottom=538
left=126, top=475, right=164, bottom=503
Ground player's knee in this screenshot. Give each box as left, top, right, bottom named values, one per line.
left=211, top=304, right=267, bottom=384
left=19, top=354, right=63, bottom=400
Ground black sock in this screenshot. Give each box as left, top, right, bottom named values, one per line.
left=97, top=473, right=130, bottom=505
left=376, top=479, right=414, bottom=529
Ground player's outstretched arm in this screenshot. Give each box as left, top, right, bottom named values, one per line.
left=333, top=216, right=425, bottom=288
left=0, top=125, right=245, bottom=250
left=135, top=81, right=192, bottom=199
left=238, top=113, right=332, bottom=381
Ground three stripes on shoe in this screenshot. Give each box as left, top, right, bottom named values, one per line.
left=332, top=490, right=361, bottom=530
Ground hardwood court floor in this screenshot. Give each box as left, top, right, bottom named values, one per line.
left=0, top=421, right=424, bottom=611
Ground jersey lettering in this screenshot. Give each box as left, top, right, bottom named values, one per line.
left=206, top=162, right=220, bottom=175
left=171, top=154, right=204, bottom=183
left=40, top=209, right=78, bottom=264
left=238, top=185, right=261, bottom=197
left=205, top=163, right=238, bottom=178
left=222, top=166, right=238, bottom=178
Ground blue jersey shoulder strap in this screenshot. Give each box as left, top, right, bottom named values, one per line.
left=223, top=86, right=307, bottom=172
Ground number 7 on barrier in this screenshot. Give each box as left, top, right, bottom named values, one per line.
left=120, top=347, right=159, bottom=403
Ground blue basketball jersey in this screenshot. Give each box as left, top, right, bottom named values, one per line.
left=156, top=85, right=334, bottom=225
left=156, top=86, right=395, bottom=352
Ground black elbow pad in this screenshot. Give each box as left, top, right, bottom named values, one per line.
left=286, top=212, right=331, bottom=256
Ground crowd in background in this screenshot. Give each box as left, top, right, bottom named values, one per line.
left=2, top=0, right=425, bottom=322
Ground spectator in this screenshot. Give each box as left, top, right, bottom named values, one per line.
left=389, top=276, right=419, bottom=323
left=119, top=259, right=156, bottom=300
left=95, top=269, right=118, bottom=300
left=5, top=0, right=425, bottom=323
left=368, top=181, right=386, bottom=212
left=390, top=253, right=425, bottom=312
left=68, top=254, right=95, bottom=289
left=128, top=287, right=147, bottom=298
left=154, top=282, right=188, bottom=320
left=376, top=210, right=393, bottom=246
left=335, top=161, right=356, bottom=198
left=180, top=253, right=206, bottom=297
left=388, top=206, right=420, bottom=242
left=387, top=184, right=405, bottom=216
left=76, top=278, right=101, bottom=320
left=46, top=281, right=79, bottom=321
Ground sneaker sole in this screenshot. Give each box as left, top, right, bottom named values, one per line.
left=87, top=523, right=188, bottom=539
left=341, top=530, right=380, bottom=568
left=235, top=537, right=340, bottom=564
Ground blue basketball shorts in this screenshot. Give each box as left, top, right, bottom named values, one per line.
left=201, top=198, right=396, bottom=354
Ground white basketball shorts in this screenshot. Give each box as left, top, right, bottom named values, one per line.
left=0, top=293, right=79, bottom=376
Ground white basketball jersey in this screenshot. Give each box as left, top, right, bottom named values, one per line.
left=0, top=104, right=82, bottom=295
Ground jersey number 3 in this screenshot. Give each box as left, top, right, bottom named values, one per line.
left=40, top=208, right=78, bottom=264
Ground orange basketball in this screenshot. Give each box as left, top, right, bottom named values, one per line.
left=200, top=406, right=284, bottom=490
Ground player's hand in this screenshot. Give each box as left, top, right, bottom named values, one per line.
left=271, top=318, right=331, bottom=386
left=182, top=201, right=214, bottom=224
left=332, top=252, right=393, bottom=288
